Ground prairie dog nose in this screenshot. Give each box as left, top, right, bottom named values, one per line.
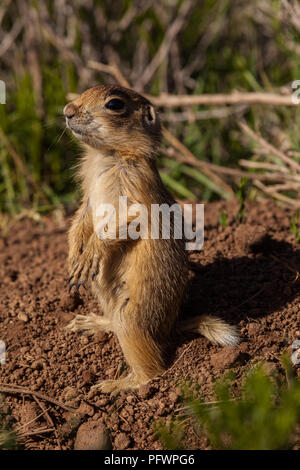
left=63, top=103, right=77, bottom=119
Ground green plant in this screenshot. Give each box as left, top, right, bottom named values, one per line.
left=157, top=362, right=300, bottom=450
left=0, top=428, right=18, bottom=450
left=0, top=395, right=19, bottom=450
left=235, top=177, right=248, bottom=223
left=218, top=207, right=228, bottom=228
left=290, top=211, right=300, bottom=243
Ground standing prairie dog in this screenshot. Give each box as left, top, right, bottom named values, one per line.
left=64, top=84, right=239, bottom=394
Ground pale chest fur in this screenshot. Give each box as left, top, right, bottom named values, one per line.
left=81, top=149, right=121, bottom=228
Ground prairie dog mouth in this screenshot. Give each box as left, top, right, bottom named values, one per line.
left=72, top=130, right=83, bottom=138
left=66, top=118, right=85, bottom=136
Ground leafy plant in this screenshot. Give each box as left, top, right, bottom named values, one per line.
left=0, top=395, right=19, bottom=450
left=218, top=207, right=228, bottom=228
left=290, top=211, right=300, bottom=243
left=157, top=362, right=300, bottom=450
left=235, top=177, right=248, bottom=223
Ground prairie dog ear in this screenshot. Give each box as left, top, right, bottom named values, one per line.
left=145, top=104, right=156, bottom=124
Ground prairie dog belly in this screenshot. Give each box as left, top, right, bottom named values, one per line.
left=92, top=248, right=130, bottom=320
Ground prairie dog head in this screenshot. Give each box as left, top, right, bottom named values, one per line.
left=63, top=85, right=161, bottom=157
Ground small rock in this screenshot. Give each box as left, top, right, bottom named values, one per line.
left=210, top=346, right=247, bottom=370
left=109, top=412, right=119, bottom=426
left=157, top=402, right=167, bottom=416
left=58, top=414, right=82, bottom=438
left=63, top=387, right=79, bottom=402
left=114, top=432, right=131, bottom=450
left=60, top=293, right=83, bottom=311
left=31, top=359, right=44, bottom=370
left=105, top=367, right=116, bottom=377
left=126, top=395, right=135, bottom=404
left=138, top=383, right=153, bottom=399
left=168, top=391, right=179, bottom=404
left=238, top=342, right=249, bottom=353
left=82, top=370, right=94, bottom=385
left=120, top=422, right=131, bottom=432
left=248, top=322, right=260, bottom=336
left=74, top=421, right=112, bottom=450
left=17, top=312, right=28, bottom=322
left=94, top=331, right=107, bottom=343
left=77, top=401, right=94, bottom=417
left=95, top=397, right=109, bottom=407
left=80, top=336, right=89, bottom=345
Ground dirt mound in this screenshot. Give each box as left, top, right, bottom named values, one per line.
left=0, top=200, right=299, bottom=449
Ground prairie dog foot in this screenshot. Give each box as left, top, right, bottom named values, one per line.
left=66, top=313, right=112, bottom=335
left=91, top=373, right=144, bottom=395
left=69, top=233, right=102, bottom=292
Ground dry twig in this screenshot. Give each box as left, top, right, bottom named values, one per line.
left=150, top=91, right=298, bottom=108
left=239, top=121, right=300, bottom=174
left=0, top=383, right=76, bottom=412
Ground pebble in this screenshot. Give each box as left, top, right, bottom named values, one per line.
left=31, top=359, right=44, bottom=370
left=17, top=312, right=28, bottom=322
left=74, top=421, right=112, bottom=450
left=63, top=387, right=79, bottom=402
left=77, top=401, right=94, bottom=417
left=114, top=432, right=131, bottom=450
left=82, top=369, right=94, bottom=385
left=210, top=346, right=246, bottom=370
left=138, top=383, right=153, bottom=399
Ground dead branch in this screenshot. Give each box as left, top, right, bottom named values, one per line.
left=18, top=427, right=55, bottom=438
left=88, top=60, right=130, bottom=88
left=0, top=383, right=76, bottom=412
left=150, top=91, right=298, bottom=108
left=160, top=104, right=248, bottom=122
left=239, top=159, right=290, bottom=174
left=0, top=19, right=23, bottom=58
left=33, top=395, right=62, bottom=449
left=254, top=179, right=300, bottom=208
left=135, top=0, right=195, bottom=91
left=166, top=147, right=300, bottom=183
left=239, top=121, right=300, bottom=174
left=162, top=127, right=235, bottom=199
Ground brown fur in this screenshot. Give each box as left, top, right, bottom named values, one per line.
left=64, top=85, right=239, bottom=394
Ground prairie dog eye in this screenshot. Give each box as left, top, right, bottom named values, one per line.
left=105, top=98, right=125, bottom=111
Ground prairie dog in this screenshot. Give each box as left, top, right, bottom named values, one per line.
left=63, top=85, right=239, bottom=394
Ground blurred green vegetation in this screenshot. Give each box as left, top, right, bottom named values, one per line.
left=156, top=360, right=300, bottom=450
left=1, top=0, right=300, bottom=212
left=0, top=394, right=19, bottom=449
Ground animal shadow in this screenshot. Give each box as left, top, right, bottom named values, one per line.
left=176, top=234, right=300, bottom=350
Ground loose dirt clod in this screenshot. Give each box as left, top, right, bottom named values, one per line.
left=210, top=347, right=246, bottom=370
left=114, top=432, right=131, bottom=450
left=74, top=421, right=112, bottom=450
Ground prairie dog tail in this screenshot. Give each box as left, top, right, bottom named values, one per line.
left=178, top=315, right=240, bottom=347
